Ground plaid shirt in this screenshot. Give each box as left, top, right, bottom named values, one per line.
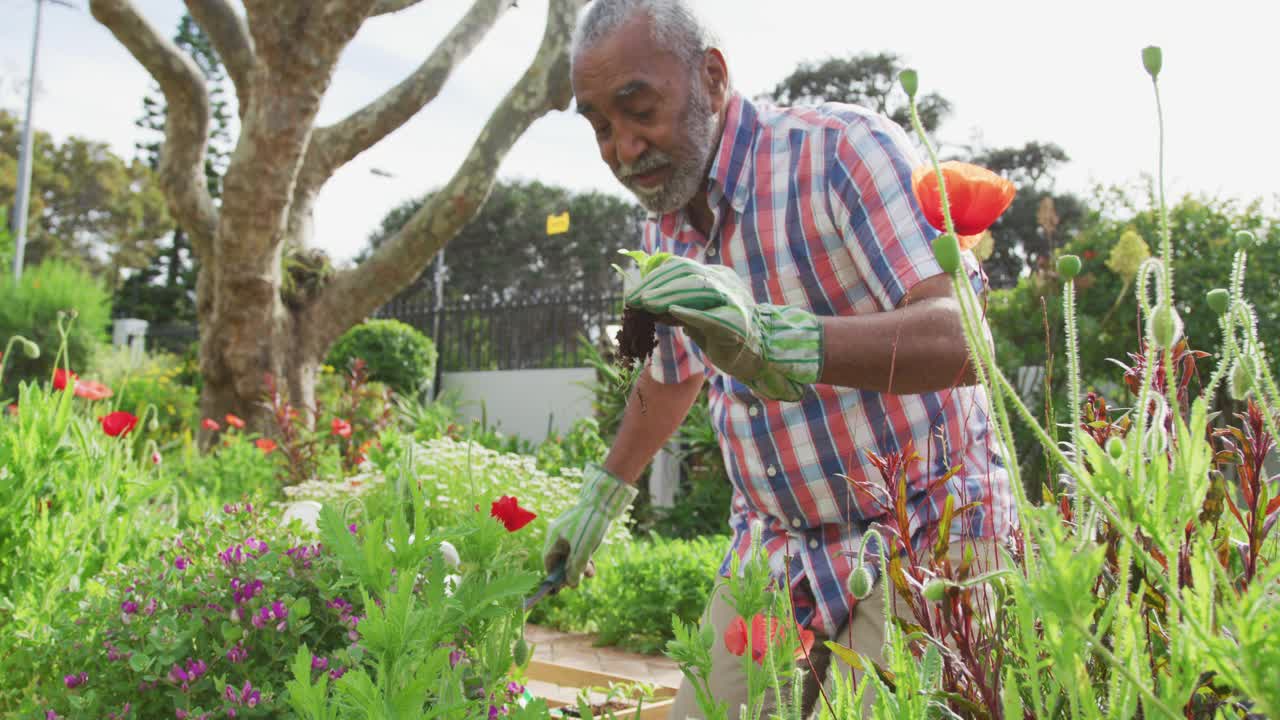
left=642, top=91, right=1018, bottom=635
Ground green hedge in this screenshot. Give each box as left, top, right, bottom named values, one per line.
left=326, top=319, right=436, bottom=398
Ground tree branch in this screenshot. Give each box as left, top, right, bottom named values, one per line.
left=298, top=0, right=512, bottom=192
left=90, top=0, right=218, bottom=259
left=308, top=0, right=585, bottom=352
left=371, top=0, right=426, bottom=15
left=183, top=0, right=256, bottom=116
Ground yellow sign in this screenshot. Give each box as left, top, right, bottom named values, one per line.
left=546, top=212, right=570, bottom=236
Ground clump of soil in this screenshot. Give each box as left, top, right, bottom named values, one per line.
left=615, top=307, right=659, bottom=371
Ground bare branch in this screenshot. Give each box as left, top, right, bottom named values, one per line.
left=310, top=0, right=585, bottom=348
left=183, top=0, right=256, bottom=115
left=90, top=0, right=218, bottom=257
left=371, top=0, right=426, bottom=15
left=298, top=0, right=511, bottom=192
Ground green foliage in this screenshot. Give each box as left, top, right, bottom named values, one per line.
left=0, top=261, right=112, bottom=399
left=0, top=111, right=173, bottom=283
left=533, top=417, right=608, bottom=476
left=532, top=534, right=728, bottom=654
left=326, top=319, right=437, bottom=398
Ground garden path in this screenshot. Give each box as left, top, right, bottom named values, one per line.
left=525, top=624, right=683, bottom=709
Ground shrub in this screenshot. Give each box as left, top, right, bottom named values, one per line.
left=0, top=261, right=112, bottom=400
left=531, top=533, right=728, bottom=654
left=325, top=319, right=436, bottom=398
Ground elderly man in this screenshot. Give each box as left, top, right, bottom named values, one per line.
left=541, top=1, right=1017, bottom=717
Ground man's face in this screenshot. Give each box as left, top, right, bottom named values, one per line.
left=572, top=16, right=724, bottom=215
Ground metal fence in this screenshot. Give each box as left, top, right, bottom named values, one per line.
left=131, top=293, right=623, bottom=372
left=374, top=291, right=624, bottom=372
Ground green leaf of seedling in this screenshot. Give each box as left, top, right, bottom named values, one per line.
left=616, top=249, right=673, bottom=277
left=128, top=652, right=153, bottom=673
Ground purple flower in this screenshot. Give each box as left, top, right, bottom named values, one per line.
left=326, top=597, right=351, bottom=613
left=230, top=578, right=263, bottom=605
left=121, top=600, right=138, bottom=615
left=311, top=655, right=328, bottom=671
left=239, top=681, right=260, bottom=708
left=348, top=523, right=358, bottom=535
left=174, top=556, right=189, bottom=571
left=45, top=711, right=60, bottom=719
left=222, top=503, right=238, bottom=515
left=329, top=665, right=347, bottom=680
left=506, top=681, right=524, bottom=696
left=245, top=537, right=268, bottom=556
left=449, top=649, right=464, bottom=668
left=226, top=644, right=248, bottom=664
left=176, top=711, right=188, bottom=719
left=218, top=545, right=245, bottom=567
left=143, top=597, right=158, bottom=616
left=63, top=672, right=87, bottom=689
left=271, top=600, right=288, bottom=620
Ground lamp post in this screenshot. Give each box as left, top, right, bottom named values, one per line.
left=11, top=0, right=76, bottom=281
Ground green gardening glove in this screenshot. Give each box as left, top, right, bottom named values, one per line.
left=624, top=256, right=824, bottom=402
left=542, top=463, right=638, bottom=588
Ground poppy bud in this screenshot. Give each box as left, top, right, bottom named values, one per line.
left=1230, top=359, right=1253, bottom=400
left=1148, top=303, right=1182, bottom=350
left=1056, top=255, right=1082, bottom=281
left=846, top=565, right=874, bottom=600
left=932, top=233, right=960, bottom=274
left=1234, top=230, right=1257, bottom=248
left=512, top=637, right=530, bottom=666
left=922, top=579, right=947, bottom=602
left=149, top=416, right=161, bottom=432
left=1206, top=289, right=1230, bottom=316
left=898, top=69, right=919, bottom=99
left=1106, top=436, right=1125, bottom=460
left=19, top=337, right=40, bottom=359
left=1141, top=46, right=1162, bottom=79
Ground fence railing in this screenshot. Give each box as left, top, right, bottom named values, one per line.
left=374, top=292, right=624, bottom=372
left=132, top=293, right=624, bottom=372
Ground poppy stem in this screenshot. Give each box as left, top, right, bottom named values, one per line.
left=905, top=94, right=957, bottom=240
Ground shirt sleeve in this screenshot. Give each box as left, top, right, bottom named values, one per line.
left=647, top=324, right=707, bottom=384
left=825, top=113, right=986, bottom=309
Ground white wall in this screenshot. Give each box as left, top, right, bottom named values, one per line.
left=441, top=367, right=597, bottom=443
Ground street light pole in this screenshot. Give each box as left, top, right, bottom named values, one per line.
left=11, top=0, right=75, bottom=281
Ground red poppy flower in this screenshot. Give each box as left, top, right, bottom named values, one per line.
left=53, top=368, right=79, bottom=391
left=6, top=404, right=17, bottom=416
left=255, top=438, right=277, bottom=454
left=1083, top=249, right=1098, bottom=261
left=724, top=614, right=815, bottom=665
left=74, top=380, right=113, bottom=401
left=100, top=411, right=139, bottom=438
left=201, top=418, right=221, bottom=432
left=225, top=414, right=246, bottom=430
left=331, top=418, right=353, bottom=439
left=490, top=495, right=537, bottom=532
left=911, top=162, right=1016, bottom=249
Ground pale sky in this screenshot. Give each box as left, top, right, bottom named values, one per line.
left=2, top=0, right=1277, bottom=267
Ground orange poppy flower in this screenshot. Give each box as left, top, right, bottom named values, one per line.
left=201, top=418, right=221, bottom=432
left=723, top=613, right=816, bottom=665
left=911, top=162, right=1016, bottom=249
left=255, top=438, right=277, bottom=454
left=225, top=414, right=246, bottom=430
left=74, top=380, right=113, bottom=401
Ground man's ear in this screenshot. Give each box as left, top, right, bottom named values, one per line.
left=704, top=48, right=729, bottom=112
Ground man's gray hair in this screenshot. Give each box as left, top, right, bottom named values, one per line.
left=570, top=0, right=719, bottom=74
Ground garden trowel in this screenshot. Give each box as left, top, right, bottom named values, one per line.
left=523, top=564, right=567, bottom=610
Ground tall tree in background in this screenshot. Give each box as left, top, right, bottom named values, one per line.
left=760, top=52, right=952, bottom=136
left=0, top=110, right=171, bottom=285
left=364, top=180, right=644, bottom=304
left=115, top=12, right=233, bottom=324
left=88, top=0, right=586, bottom=441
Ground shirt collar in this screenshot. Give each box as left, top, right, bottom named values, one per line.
left=705, top=90, right=760, bottom=214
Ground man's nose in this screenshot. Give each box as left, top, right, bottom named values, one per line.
left=614, top=128, right=648, bottom=168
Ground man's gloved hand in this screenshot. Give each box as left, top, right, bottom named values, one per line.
left=542, top=463, right=638, bottom=588
left=624, top=256, right=824, bottom=402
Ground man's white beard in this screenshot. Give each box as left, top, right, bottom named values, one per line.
left=619, top=84, right=719, bottom=215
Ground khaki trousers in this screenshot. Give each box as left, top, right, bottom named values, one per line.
left=667, top=541, right=993, bottom=720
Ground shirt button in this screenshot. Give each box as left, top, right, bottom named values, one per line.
left=790, top=517, right=802, bottom=528
left=706, top=245, right=718, bottom=257
left=766, top=465, right=777, bottom=477
left=748, top=406, right=759, bottom=417
left=808, top=539, right=820, bottom=550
